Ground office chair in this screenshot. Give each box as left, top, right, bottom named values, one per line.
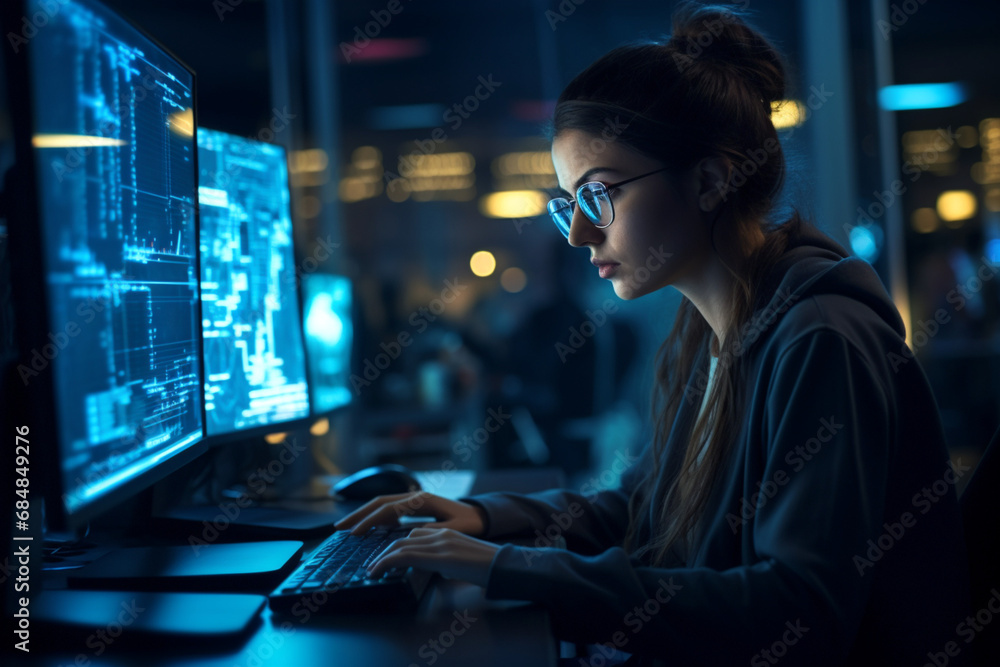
left=959, top=422, right=1000, bottom=666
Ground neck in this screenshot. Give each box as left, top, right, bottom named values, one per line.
left=674, top=224, right=764, bottom=352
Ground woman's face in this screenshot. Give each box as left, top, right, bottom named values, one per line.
left=550, top=129, right=712, bottom=300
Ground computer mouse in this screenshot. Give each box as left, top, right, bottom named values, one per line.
left=331, top=464, right=421, bottom=502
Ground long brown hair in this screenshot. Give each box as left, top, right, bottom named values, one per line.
left=548, top=2, right=806, bottom=565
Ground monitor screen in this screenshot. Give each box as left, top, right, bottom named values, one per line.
left=25, top=0, right=202, bottom=517
left=197, top=128, right=310, bottom=436
left=302, top=274, right=354, bottom=414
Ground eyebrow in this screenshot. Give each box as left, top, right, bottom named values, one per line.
left=553, top=167, right=621, bottom=196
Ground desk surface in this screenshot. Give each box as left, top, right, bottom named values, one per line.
left=14, top=468, right=565, bottom=667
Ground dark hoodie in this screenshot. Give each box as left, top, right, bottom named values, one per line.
left=463, top=219, right=971, bottom=666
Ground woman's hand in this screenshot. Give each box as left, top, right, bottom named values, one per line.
left=333, top=491, right=488, bottom=537
left=364, top=527, right=500, bottom=588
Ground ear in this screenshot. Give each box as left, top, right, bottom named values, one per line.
left=694, top=156, right=733, bottom=213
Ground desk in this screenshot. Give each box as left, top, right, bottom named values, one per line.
left=14, top=468, right=565, bottom=667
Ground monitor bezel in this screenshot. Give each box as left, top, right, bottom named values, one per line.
left=1, top=0, right=208, bottom=533
left=196, top=128, right=318, bottom=447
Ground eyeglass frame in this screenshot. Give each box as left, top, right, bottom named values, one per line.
left=547, top=165, right=674, bottom=237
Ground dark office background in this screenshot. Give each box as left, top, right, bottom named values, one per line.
left=3, top=0, right=1000, bottom=490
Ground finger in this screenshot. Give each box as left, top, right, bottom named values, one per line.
left=365, top=531, right=446, bottom=574
left=367, top=548, right=443, bottom=579
left=405, top=526, right=450, bottom=539
left=348, top=493, right=429, bottom=535
left=333, top=492, right=418, bottom=530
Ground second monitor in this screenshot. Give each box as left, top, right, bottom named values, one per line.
left=197, top=128, right=310, bottom=438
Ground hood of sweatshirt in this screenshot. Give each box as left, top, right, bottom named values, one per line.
left=738, top=218, right=905, bottom=359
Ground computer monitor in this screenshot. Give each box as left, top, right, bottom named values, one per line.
left=2, top=0, right=204, bottom=532
left=302, top=273, right=354, bottom=415
left=196, top=128, right=311, bottom=440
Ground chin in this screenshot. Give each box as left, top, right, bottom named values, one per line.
left=611, top=281, right=649, bottom=301
left=611, top=272, right=668, bottom=300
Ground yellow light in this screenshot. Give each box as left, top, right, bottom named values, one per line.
left=770, top=100, right=805, bottom=129
left=352, top=146, right=382, bottom=170
left=264, top=432, right=287, bottom=444
left=310, top=418, right=330, bottom=437
left=339, top=177, right=370, bottom=203
left=407, top=175, right=475, bottom=191
left=985, top=189, right=1000, bottom=213
left=902, top=129, right=951, bottom=152
left=291, top=171, right=329, bottom=187
left=500, top=267, right=527, bottom=292
left=972, top=162, right=1000, bottom=185
left=980, top=118, right=1000, bottom=143
left=470, top=250, right=496, bottom=277
left=167, top=108, right=193, bottom=137
left=399, top=152, right=474, bottom=177
left=493, top=151, right=555, bottom=177
left=937, top=190, right=978, bottom=222
left=956, top=126, right=979, bottom=149
left=479, top=190, right=547, bottom=218
left=911, top=207, right=939, bottom=233
left=32, top=134, right=127, bottom=148
left=291, top=148, right=328, bottom=173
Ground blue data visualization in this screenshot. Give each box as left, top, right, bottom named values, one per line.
left=197, top=128, right=310, bottom=435
left=302, top=274, right=353, bottom=414
left=27, top=0, right=202, bottom=514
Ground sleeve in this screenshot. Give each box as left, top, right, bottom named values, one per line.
left=459, top=446, right=647, bottom=554
left=480, top=330, right=891, bottom=666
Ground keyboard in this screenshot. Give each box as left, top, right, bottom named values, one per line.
left=268, top=527, right=432, bottom=614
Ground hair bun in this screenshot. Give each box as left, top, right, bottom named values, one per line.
left=668, top=2, right=786, bottom=107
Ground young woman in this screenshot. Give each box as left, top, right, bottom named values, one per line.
left=337, top=3, right=970, bottom=664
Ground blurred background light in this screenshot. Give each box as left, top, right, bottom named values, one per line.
left=479, top=190, right=547, bottom=218
left=33, top=134, right=127, bottom=148
left=937, top=190, right=978, bottom=221
left=500, top=267, right=527, bottom=293
left=911, top=207, right=939, bottom=233
left=849, top=224, right=882, bottom=263
left=878, top=82, right=967, bottom=110
left=470, top=250, right=496, bottom=277
left=770, top=99, right=806, bottom=129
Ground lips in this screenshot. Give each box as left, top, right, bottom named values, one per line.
left=591, top=258, right=620, bottom=279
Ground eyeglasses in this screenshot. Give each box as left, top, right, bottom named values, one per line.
left=546, top=166, right=672, bottom=238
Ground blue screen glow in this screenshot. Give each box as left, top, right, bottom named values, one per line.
left=27, top=0, right=203, bottom=515
left=878, top=83, right=967, bottom=111
left=302, top=274, right=353, bottom=414
left=197, top=128, right=310, bottom=435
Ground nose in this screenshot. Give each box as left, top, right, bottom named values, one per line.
left=567, top=206, right=605, bottom=248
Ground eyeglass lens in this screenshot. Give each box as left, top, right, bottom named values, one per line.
left=547, top=183, right=613, bottom=237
